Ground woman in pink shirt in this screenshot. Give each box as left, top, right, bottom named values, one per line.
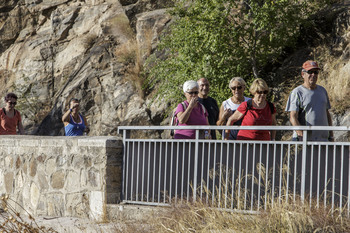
left=0, top=93, right=24, bottom=135
left=174, top=80, right=209, bottom=139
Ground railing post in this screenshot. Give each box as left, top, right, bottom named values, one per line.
left=301, top=129, right=308, bottom=202
left=193, top=129, right=199, bottom=202
left=121, top=129, right=129, bottom=202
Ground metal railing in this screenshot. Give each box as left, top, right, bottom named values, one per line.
left=118, top=126, right=350, bottom=213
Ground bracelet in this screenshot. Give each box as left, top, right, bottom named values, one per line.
left=69, top=108, right=72, bottom=112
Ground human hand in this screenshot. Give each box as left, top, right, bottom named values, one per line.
left=188, top=96, right=198, bottom=109
left=223, top=109, right=232, bottom=119
left=71, top=102, right=79, bottom=109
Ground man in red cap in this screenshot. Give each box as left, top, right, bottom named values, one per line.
left=285, top=60, right=334, bottom=141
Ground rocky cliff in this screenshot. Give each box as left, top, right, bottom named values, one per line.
left=0, top=0, right=349, bottom=137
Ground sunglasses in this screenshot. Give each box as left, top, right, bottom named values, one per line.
left=230, top=86, right=243, bottom=90
left=303, top=69, right=319, bottom=75
left=8, top=101, right=17, bottom=106
left=256, top=90, right=268, bottom=95
left=186, top=91, right=199, bottom=95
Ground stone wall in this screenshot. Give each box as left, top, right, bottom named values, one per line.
left=0, top=136, right=123, bottom=222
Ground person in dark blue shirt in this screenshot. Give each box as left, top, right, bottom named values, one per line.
left=62, top=98, right=89, bottom=136
left=197, top=78, right=219, bottom=139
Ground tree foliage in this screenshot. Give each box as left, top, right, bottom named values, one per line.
left=145, top=0, right=330, bottom=110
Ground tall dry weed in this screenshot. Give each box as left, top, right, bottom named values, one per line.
left=150, top=163, right=350, bottom=232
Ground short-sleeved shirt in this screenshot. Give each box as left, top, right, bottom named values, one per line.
left=285, top=85, right=331, bottom=141
left=223, top=96, right=251, bottom=139
left=198, top=96, right=219, bottom=139
left=0, top=108, right=21, bottom=135
left=236, top=101, right=276, bottom=140
left=174, top=101, right=208, bottom=139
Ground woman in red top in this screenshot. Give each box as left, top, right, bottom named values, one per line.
left=0, top=93, right=24, bottom=135
left=225, top=78, right=276, bottom=140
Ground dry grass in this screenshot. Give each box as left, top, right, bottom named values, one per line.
left=147, top=164, right=350, bottom=233
left=0, top=195, right=57, bottom=232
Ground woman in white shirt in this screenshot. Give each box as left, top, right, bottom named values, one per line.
left=216, top=77, right=250, bottom=139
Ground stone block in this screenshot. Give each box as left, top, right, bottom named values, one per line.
left=47, top=193, right=64, bottom=216
left=66, top=170, right=80, bottom=192
left=89, top=191, right=106, bottom=222
left=51, top=170, right=65, bottom=189
left=66, top=192, right=89, bottom=218
left=4, top=172, right=14, bottom=193
left=30, top=182, right=40, bottom=208
left=19, top=139, right=39, bottom=147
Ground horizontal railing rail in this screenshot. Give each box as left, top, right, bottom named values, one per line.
left=118, top=126, right=350, bottom=214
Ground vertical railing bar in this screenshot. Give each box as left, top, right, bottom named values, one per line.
left=187, top=142, right=191, bottom=202
left=293, top=142, right=298, bottom=202
left=158, top=142, right=167, bottom=203
left=206, top=142, right=211, bottom=204
left=257, top=143, right=263, bottom=211
left=309, top=145, right=314, bottom=207
left=218, top=140, right=223, bottom=208
left=250, top=143, right=256, bottom=211
left=231, top=142, right=237, bottom=209
left=201, top=142, right=205, bottom=199
left=340, top=145, right=344, bottom=212
left=158, top=142, right=162, bottom=203
left=164, top=142, right=168, bottom=204
left=135, top=142, right=141, bottom=201
left=193, top=130, right=200, bottom=202
left=324, top=145, right=329, bottom=209
left=332, top=145, right=336, bottom=213
left=272, top=143, right=276, bottom=207
left=238, top=142, right=242, bottom=210
left=347, top=145, right=350, bottom=217
left=147, top=141, right=151, bottom=202
left=141, top=141, right=146, bottom=202
left=279, top=143, right=283, bottom=205
left=244, top=142, right=249, bottom=210
left=300, top=130, right=308, bottom=203
left=317, top=144, right=321, bottom=208
left=130, top=141, right=135, bottom=201
left=175, top=141, right=180, bottom=204
left=265, top=142, right=270, bottom=210
left=212, top=142, right=217, bottom=205
left=181, top=141, right=185, bottom=204
left=122, top=130, right=128, bottom=202
left=286, top=144, right=291, bottom=204
left=225, top=141, right=230, bottom=209
left=169, top=141, right=174, bottom=203
left=152, top=142, right=157, bottom=202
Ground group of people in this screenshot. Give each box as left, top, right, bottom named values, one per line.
left=0, top=60, right=333, bottom=140
left=0, top=96, right=89, bottom=136
left=173, top=60, right=334, bottom=141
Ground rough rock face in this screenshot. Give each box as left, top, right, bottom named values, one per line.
left=0, top=1, right=349, bottom=137
left=0, top=0, right=172, bottom=136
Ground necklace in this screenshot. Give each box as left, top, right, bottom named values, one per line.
left=231, top=96, right=244, bottom=104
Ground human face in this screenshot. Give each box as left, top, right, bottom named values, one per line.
left=185, top=87, right=199, bottom=102
left=302, top=68, right=319, bottom=89
left=6, top=97, right=17, bottom=110
left=70, top=100, right=80, bottom=113
left=198, top=78, right=210, bottom=98
left=254, top=89, right=268, bottom=103
left=230, top=81, right=244, bottom=98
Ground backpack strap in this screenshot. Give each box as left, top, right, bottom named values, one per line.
left=2, top=108, right=6, bottom=115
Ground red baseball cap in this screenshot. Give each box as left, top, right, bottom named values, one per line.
left=302, top=60, right=320, bottom=70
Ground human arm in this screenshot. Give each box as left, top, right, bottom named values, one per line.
left=216, top=103, right=232, bottom=126
left=177, top=97, right=197, bottom=124
left=62, top=109, right=72, bottom=126
left=270, top=113, right=277, bottom=140
left=326, top=109, right=334, bottom=141
left=18, top=121, right=24, bottom=135
left=83, top=115, right=90, bottom=135
left=224, top=110, right=244, bottom=140
left=289, top=111, right=303, bottom=138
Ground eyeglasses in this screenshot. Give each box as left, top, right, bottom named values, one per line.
left=256, top=90, right=268, bottom=95
left=8, top=101, right=17, bottom=106
left=230, top=86, right=243, bottom=90
left=303, top=69, right=319, bottom=75
left=186, top=91, right=199, bottom=95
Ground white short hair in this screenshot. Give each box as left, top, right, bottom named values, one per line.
left=183, top=80, right=199, bottom=93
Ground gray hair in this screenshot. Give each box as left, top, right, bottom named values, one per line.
left=183, top=80, right=199, bottom=93
left=229, top=77, right=246, bottom=88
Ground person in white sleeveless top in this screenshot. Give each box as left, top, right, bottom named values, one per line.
left=217, top=77, right=250, bottom=139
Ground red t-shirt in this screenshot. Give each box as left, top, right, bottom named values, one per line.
left=236, top=101, right=276, bottom=140
left=0, top=108, right=21, bottom=135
